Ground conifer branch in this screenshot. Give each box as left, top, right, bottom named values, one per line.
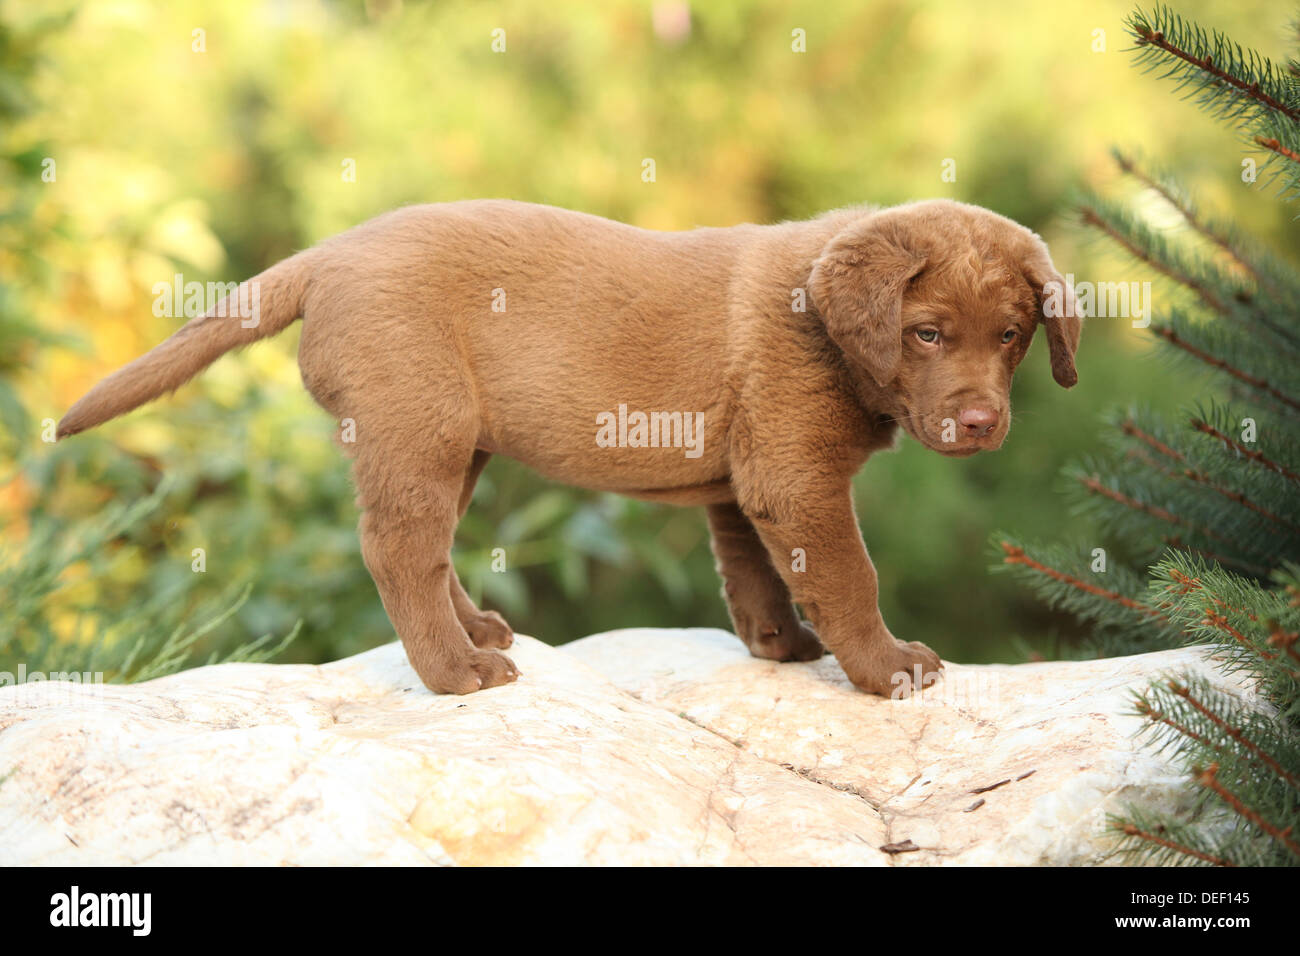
left=1080, top=199, right=1298, bottom=351
left=1164, top=567, right=1300, bottom=676
left=1004, top=7, right=1300, bottom=866
left=1199, top=610, right=1300, bottom=679
left=999, top=542, right=1165, bottom=619
left=1079, top=480, right=1271, bottom=576
left=1195, top=763, right=1300, bottom=859
left=1255, top=136, right=1300, bottom=165
left=1189, top=418, right=1300, bottom=487
left=1269, top=624, right=1300, bottom=667
left=1127, top=6, right=1300, bottom=205
left=1120, top=419, right=1297, bottom=535
left=1129, top=10, right=1300, bottom=124
left=1079, top=205, right=1229, bottom=314
left=1166, top=568, right=1294, bottom=654
left=1077, top=474, right=1230, bottom=545
left=1167, top=568, right=1258, bottom=620
left=1124, top=443, right=1181, bottom=479
left=1111, top=149, right=1262, bottom=283
left=1135, top=696, right=1213, bottom=746
left=1160, top=537, right=1263, bottom=577
left=1120, top=419, right=1184, bottom=463
left=1168, top=682, right=1300, bottom=788
left=1115, top=821, right=1236, bottom=866
left=1179, top=470, right=1300, bottom=535
left=1153, top=327, right=1300, bottom=413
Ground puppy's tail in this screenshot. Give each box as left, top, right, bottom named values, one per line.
left=57, top=249, right=317, bottom=439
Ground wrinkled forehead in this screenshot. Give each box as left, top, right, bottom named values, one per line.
left=904, top=244, right=1037, bottom=326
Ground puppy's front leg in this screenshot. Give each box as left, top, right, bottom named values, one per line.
left=734, top=472, right=942, bottom=696
left=706, top=502, right=824, bottom=662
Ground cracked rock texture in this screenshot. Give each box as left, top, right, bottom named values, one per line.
left=0, top=629, right=1245, bottom=865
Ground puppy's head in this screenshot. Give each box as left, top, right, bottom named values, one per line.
left=809, top=199, right=1080, bottom=457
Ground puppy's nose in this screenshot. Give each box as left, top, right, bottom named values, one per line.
left=958, top=407, right=999, bottom=437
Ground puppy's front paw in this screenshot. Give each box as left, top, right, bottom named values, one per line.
left=426, top=648, right=521, bottom=695
left=847, top=639, right=943, bottom=698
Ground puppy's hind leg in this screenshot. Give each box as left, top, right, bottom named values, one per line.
left=354, top=420, right=518, bottom=694
left=449, top=449, right=514, bottom=650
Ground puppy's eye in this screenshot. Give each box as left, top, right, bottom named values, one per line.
left=915, top=328, right=939, bottom=344
left=1001, top=329, right=1018, bottom=344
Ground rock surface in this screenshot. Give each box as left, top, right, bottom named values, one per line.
left=0, top=628, right=1247, bottom=865
left=566, top=629, right=1252, bottom=865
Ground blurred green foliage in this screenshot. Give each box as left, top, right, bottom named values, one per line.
left=2, top=0, right=1295, bottom=674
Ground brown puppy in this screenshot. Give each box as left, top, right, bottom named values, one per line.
left=58, top=199, right=1080, bottom=697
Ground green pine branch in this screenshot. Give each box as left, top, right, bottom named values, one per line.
left=1002, top=5, right=1300, bottom=868
left=1151, top=556, right=1300, bottom=703
left=1104, top=406, right=1300, bottom=559
left=1136, top=676, right=1298, bottom=788
left=992, top=536, right=1182, bottom=654
left=1066, top=458, right=1276, bottom=578
left=1109, top=561, right=1300, bottom=866
left=1078, top=190, right=1300, bottom=354
left=1188, top=402, right=1300, bottom=490
left=1110, top=147, right=1300, bottom=308
left=1111, top=801, right=1260, bottom=866
left=1150, top=308, right=1300, bottom=413
left=1077, top=193, right=1248, bottom=317
left=1127, top=6, right=1299, bottom=124
left=1127, top=5, right=1300, bottom=203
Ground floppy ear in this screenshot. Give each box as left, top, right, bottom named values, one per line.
left=808, top=216, right=927, bottom=387
left=1022, top=246, right=1081, bottom=388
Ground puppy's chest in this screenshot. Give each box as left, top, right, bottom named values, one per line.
left=856, top=415, right=902, bottom=459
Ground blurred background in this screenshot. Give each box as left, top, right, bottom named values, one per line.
left=1, top=0, right=1294, bottom=675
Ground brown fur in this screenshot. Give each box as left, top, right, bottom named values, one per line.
left=59, top=198, right=1080, bottom=696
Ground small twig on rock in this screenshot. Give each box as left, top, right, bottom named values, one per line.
left=879, top=839, right=920, bottom=855
left=970, top=778, right=1011, bottom=794
left=964, top=799, right=985, bottom=813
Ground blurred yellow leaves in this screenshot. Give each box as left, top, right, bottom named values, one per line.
left=145, top=200, right=226, bottom=274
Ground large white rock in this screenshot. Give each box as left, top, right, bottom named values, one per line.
left=565, top=629, right=1251, bottom=865
left=0, top=629, right=1244, bottom=865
